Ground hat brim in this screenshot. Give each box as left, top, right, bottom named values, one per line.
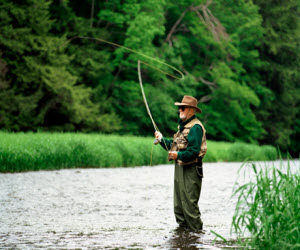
left=174, top=102, right=202, bottom=113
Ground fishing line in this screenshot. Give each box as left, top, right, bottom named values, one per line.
left=58, top=36, right=184, bottom=80
left=58, top=36, right=182, bottom=163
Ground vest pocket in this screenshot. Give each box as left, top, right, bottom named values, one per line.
left=178, top=143, right=186, bottom=150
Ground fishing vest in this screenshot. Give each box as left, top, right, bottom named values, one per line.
left=171, top=118, right=207, bottom=166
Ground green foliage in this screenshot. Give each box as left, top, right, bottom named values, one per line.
left=0, top=0, right=298, bottom=156
left=0, top=132, right=277, bottom=172
left=97, top=0, right=169, bottom=134
left=159, top=0, right=266, bottom=142
left=232, top=161, right=300, bottom=249
left=49, top=0, right=121, bottom=132
left=253, top=0, right=300, bottom=153
left=0, top=0, right=111, bottom=132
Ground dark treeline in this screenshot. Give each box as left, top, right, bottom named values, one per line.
left=0, top=0, right=299, bottom=156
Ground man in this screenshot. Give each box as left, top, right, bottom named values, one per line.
left=155, top=95, right=207, bottom=231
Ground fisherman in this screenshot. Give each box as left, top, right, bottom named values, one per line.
left=154, top=95, right=207, bottom=231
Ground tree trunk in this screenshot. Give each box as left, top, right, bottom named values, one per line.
left=90, top=0, right=95, bottom=28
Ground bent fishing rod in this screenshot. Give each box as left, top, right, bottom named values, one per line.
left=137, top=60, right=160, bottom=145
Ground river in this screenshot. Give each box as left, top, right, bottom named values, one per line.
left=0, top=160, right=298, bottom=249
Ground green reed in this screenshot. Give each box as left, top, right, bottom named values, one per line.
left=232, top=159, right=300, bottom=249
left=0, top=132, right=277, bottom=172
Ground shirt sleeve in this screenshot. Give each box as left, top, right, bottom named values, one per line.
left=159, top=137, right=173, bottom=151
left=177, top=125, right=203, bottom=163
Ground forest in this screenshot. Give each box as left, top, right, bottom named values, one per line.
left=0, top=0, right=299, bottom=156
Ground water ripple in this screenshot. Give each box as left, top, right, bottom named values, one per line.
left=0, top=160, right=296, bottom=249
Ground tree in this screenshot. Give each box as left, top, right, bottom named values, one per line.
left=160, top=0, right=265, bottom=142
left=50, top=0, right=121, bottom=132
left=253, top=0, right=300, bottom=154
left=1, top=0, right=298, bottom=154
left=0, top=0, right=111, bottom=131
left=97, top=0, right=173, bottom=135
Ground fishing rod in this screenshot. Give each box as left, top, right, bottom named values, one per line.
left=137, top=60, right=160, bottom=145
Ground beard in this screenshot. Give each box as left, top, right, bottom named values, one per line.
left=180, top=113, right=186, bottom=120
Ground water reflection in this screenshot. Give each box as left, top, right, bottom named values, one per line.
left=166, top=227, right=205, bottom=249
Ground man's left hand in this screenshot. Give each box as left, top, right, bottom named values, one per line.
left=168, top=151, right=178, bottom=161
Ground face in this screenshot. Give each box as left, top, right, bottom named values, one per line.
left=178, top=106, right=193, bottom=121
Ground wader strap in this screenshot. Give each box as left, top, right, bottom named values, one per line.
left=196, top=156, right=203, bottom=178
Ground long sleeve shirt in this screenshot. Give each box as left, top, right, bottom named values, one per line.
left=160, top=115, right=203, bottom=163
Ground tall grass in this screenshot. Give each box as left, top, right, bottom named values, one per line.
left=0, top=132, right=169, bottom=172
left=205, top=141, right=277, bottom=162
left=0, top=132, right=277, bottom=172
left=232, top=159, right=300, bottom=249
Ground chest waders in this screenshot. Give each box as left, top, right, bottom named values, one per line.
left=174, top=161, right=203, bottom=231
left=172, top=118, right=206, bottom=231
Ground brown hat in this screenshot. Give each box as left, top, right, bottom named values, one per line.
left=174, top=95, right=202, bottom=113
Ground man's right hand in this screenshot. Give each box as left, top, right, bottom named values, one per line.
left=154, top=131, right=163, bottom=142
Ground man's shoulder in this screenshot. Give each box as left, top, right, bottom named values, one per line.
left=187, top=118, right=202, bottom=127
left=190, top=123, right=203, bottom=132
left=189, top=118, right=205, bottom=134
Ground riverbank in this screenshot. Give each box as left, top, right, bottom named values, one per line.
left=0, top=132, right=277, bottom=172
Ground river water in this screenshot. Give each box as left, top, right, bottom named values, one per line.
left=0, top=160, right=298, bottom=249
